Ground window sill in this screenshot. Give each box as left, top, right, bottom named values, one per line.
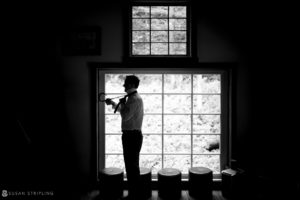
left=123, top=56, right=199, bottom=65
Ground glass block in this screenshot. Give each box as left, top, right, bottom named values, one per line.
left=151, top=19, right=168, bottom=30
left=132, top=43, right=150, bottom=55
left=164, top=155, right=191, bottom=174
left=105, top=155, right=125, bottom=170
left=140, top=95, right=162, bottom=113
left=193, top=95, right=221, bottom=114
left=151, top=43, right=168, bottom=55
left=141, top=134, right=162, bottom=153
left=169, top=31, right=186, bottom=42
left=164, top=95, right=191, bottom=113
left=193, top=155, right=220, bottom=174
left=164, top=74, right=191, bottom=93
left=169, top=19, right=186, bottom=30
left=193, top=135, right=220, bottom=154
left=193, top=74, right=221, bottom=93
left=105, top=115, right=122, bottom=134
left=136, top=74, right=162, bottom=93
left=164, top=115, right=191, bottom=134
left=106, top=135, right=122, bottom=153
left=132, top=31, right=150, bottom=42
left=164, top=135, right=191, bottom=153
left=140, top=155, right=162, bottom=174
left=132, top=6, right=150, bottom=18
left=105, top=74, right=129, bottom=93
left=132, top=19, right=150, bottom=30
left=151, top=6, right=168, bottom=18
left=151, top=31, right=168, bottom=42
left=193, top=115, right=221, bottom=134
left=169, top=6, right=186, bottom=18
left=143, top=114, right=162, bottom=133
left=169, top=43, right=186, bottom=55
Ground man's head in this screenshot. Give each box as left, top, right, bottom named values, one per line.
left=123, top=75, right=140, bottom=92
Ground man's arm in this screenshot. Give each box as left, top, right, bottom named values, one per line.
left=105, top=99, right=120, bottom=112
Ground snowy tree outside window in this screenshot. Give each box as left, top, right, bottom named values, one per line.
left=103, top=73, right=222, bottom=175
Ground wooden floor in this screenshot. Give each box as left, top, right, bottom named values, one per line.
left=82, top=190, right=228, bottom=200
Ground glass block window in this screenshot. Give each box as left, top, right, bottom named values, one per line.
left=131, top=6, right=188, bottom=55
left=99, top=71, right=224, bottom=177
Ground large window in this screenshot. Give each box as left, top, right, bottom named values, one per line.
left=97, top=69, right=229, bottom=178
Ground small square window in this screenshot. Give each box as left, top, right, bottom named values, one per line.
left=130, top=2, right=191, bottom=57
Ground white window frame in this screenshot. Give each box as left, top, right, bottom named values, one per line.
left=96, top=68, right=230, bottom=180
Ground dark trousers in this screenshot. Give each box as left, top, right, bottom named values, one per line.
left=122, top=130, right=143, bottom=198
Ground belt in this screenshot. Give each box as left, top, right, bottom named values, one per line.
left=122, top=130, right=141, bottom=132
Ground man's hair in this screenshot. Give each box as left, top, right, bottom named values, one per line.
left=125, top=75, right=140, bottom=88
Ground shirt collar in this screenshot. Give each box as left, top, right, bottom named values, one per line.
left=126, top=88, right=137, bottom=94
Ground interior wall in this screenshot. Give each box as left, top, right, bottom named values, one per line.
left=5, top=1, right=298, bottom=196
left=57, top=2, right=247, bottom=181
left=5, top=1, right=246, bottom=184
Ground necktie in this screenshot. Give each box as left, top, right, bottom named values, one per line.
left=114, top=91, right=137, bottom=113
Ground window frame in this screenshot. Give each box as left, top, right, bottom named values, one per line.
left=94, top=65, right=232, bottom=181
left=124, top=0, right=197, bottom=61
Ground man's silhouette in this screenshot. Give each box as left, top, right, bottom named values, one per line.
left=106, top=75, right=144, bottom=200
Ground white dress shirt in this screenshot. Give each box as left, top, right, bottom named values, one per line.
left=112, top=88, right=144, bottom=131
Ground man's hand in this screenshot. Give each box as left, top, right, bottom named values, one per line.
left=105, top=98, right=113, bottom=105
left=119, top=97, right=126, bottom=104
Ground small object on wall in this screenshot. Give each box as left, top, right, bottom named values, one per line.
left=62, top=26, right=101, bottom=56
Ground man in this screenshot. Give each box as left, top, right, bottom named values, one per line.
left=105, top=75, right=144, bottom=200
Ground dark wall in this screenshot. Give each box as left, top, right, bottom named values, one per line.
left=4, top=1, right=298, bottom=198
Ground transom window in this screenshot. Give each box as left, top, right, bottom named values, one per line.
left=97, top=69, right=227, bottom=178
left=128, top=0, right=192, bottom=57
left=132, top=6, right=187, bottom=55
